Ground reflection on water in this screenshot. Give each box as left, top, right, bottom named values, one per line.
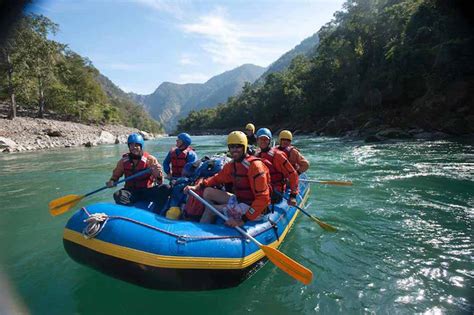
left=0, top=136, right=473, bottom=314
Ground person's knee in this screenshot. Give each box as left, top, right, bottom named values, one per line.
left=203, top=187, right=214, bottom=199
left=114, top=189, right=132, bottom=205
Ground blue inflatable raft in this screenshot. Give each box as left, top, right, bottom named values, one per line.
left=63, top=178, right=310, bottom=290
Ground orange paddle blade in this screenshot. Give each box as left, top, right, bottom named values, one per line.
left=260, top=244, right=313, bottom=285
left=310, top=215, right=337, bottom=232
left=49, top=194, right=83, bottom=216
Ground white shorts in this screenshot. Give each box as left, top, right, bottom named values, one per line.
left=223, top=202, right=250, bottom=220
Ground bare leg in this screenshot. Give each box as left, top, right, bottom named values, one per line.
left=199, top=187, right=233, bottom=223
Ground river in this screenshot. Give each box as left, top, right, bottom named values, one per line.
left=0, top=135, right=472, bottom=314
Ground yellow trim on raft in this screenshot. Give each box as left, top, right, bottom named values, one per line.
left=63, top=187, right=310, bottom=270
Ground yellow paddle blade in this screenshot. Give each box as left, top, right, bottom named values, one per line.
left=318, top=181, right=353, bottom=186
left=310, top=215, right=337, bottom=232
left=260, top=244, right=313, bottom=285
left=49, top=194, right=84, bottom=216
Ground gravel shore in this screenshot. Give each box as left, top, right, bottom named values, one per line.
left=0, top=117, right=160, bottom=153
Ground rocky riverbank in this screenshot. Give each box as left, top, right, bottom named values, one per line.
left=0, top=117, right=161, bottom=153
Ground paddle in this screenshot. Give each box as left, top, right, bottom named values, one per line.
left=300, top=179, right=353, bottom=186
left=49, top=168, right=151, bottom=216
left=188, top=190, right=313, bottom=285
left=275, top=191, right=337, bottom=232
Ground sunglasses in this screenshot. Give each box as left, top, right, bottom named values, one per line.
left=228, top=144, right=244, bottom=149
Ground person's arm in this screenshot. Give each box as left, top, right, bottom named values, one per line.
left=202, top=163, right=232, bottom=187
left=147, top=154, right=163, bottom=184
left=275, top=152, right=299, bottom=195
left=292, top=149, right=310, bottom=174
left=245, top=161, right=271, bottom=220
left=187, top=150, right=198, bottom=164
left=162, top=151, right=171, bottom=175
left=107, top=159, right=124, bottom=187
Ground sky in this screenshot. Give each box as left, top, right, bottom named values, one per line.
left=30, top=0, right=345, bottom=95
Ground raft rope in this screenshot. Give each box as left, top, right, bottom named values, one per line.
left=82, top=212, right=109, bottom=239
left=80, top=207, right=289, bottom=242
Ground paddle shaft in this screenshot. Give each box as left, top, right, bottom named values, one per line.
left=274, top=191, right=312, bottom=220
left=188, top=190, right=260, bottom=245
left=84, top=168, right=152, bottom=198
left=274, top=191, right=337, bottom=232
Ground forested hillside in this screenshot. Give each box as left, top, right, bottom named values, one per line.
left=177, top=0, right=474, bottom=137
left=0, top=14, right=163, bottom=133
left=256, top=33, right=319, bottom=84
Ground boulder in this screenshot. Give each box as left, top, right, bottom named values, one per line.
left=323, top=117, right=353, bottom=135
left=84, top=141, right=96, bottom=148
left=43, top=128, right=63, bottom=137
left=116, top=135, right=127, bottom=144
left=0, top=137, right=17, bottom=150
left=375, top=128, right=412, bottom=139
left=364, top=135, right=384, bottom=143
left=98, top=131, right=115, bottom=144
left=343, top=130, right=360, bottom=138
left=442, top=118, right=470, bottom=135
left=139, top=131, right=154, bottom=140
left=362, top=118, right=383, bottom=130
left=414, top=131, right=449, bottom=140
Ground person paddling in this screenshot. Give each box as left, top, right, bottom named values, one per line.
left=184, top=131, right=271, bottom=227
left=255, top=128, right=299, bottom=206
left=275, top=130, right=309, bottom=174
left=163, top=133, right=198, bottom=179
left=106, top=133, right=170, bottom=210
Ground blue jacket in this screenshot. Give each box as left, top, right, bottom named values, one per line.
left=163, top=147, right=198, bottom=176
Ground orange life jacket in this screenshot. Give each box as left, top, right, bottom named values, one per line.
left=122, top=152, right=154, bottom=189
left=258, top=148, right=285, bottom=193
left=230, top=155, right=270, bottom=204
left=170, top=146, right=193, bottom=177
left=277, top=145, right=294, bottom=159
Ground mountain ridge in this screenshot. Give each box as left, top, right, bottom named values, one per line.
left=257, top=33, right=320, bottom=83
left=130, top=64, right=265, bottom=132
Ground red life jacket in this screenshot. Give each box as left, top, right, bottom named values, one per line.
left=231, top=155, right=262, bottom=204
left=184, top=184, right=205, bottom=220
left=122, top=151, right=154, bottom=189
left=258, top=148, right=285, bottom=193
left=170, top=146, right=193, bottom=177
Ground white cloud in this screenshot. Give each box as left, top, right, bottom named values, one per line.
left=180, top=8, right=259, bottom=67
left=179, top=54, right=195, bottom=65
left=179, top=5, right=334, bottom=68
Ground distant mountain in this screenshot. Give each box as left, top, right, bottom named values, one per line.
left=257, top=33, right=320, bottom=83
left=130, top=64, right=265, bottom=132
left=95, top=73, right=164, bottom=133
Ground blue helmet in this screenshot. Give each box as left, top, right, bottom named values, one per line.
left=193, top=157, right=225, bottom=179
left=177, top=133, right=192, bottom=147
left=127, top=133, right=144, bottom=148
left=256, top=128, right=272, bottom=139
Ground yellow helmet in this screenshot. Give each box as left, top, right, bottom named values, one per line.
left=279, top=130, right=293, bottom=142
left=245, top=123, right=255, bottom=133
left=166, top=207, right=181, bottom=220
left=227, top=131, right=248, bottom=153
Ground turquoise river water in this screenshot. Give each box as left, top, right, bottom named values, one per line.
left=0, top=135, right=472, bottom=314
